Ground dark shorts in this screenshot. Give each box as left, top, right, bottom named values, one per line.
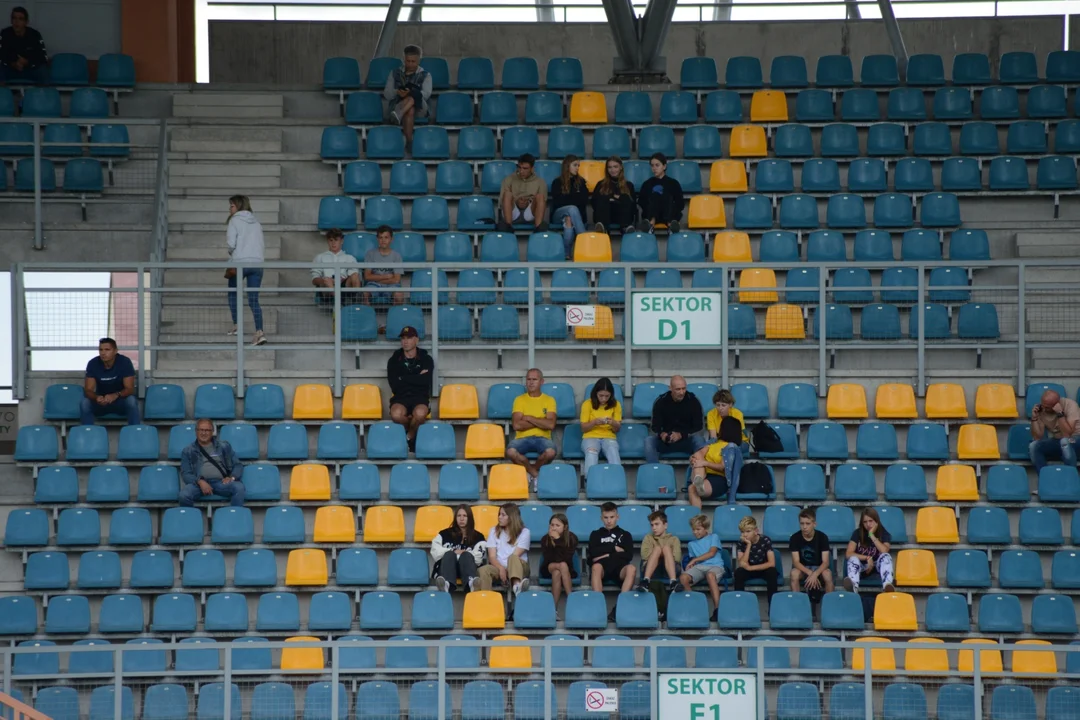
left=686, top=467, right=727, bottom=499
left=314, top=277, right=360, bottom=306
left=593, top=557, right=631, bottom=581
left=391, top=396, right=429, bottom=415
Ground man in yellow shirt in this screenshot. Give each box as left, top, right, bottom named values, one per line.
left=506, top=367, right=558, bottom=483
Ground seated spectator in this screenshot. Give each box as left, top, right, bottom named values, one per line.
left=0, top=7, right=47, bottom=84
left=387, top=325, right=432, bottom=452
left=549, top=154, right=589, bottom=259
left=645, top=375, right=705, bottom=464
left=845, top=507, right=894, bottom=593
left=637, top=152, right=683, bottom=234
left=505, top=368, right=557, bottom=484
left=706, top=388, right=745, bottom=442
left=637, top=510, right=681, bottom=595
left=384, top=44, right=432, bottom=150
left=591, top=156, right=637, bottom=235
left=179, top=418, right=246, bottom=507
left=432, top=504, right=486, bottom=593
left=498, top=153, right=546, bottom=231
left=680, top=514, right=725, bottom=620
left=311, top=228, right=360, bottom=307
left=734, top=515, right=778, bottom=601
left=588, top=503, right=637, bottom=611
left=540, top=513, right=578, bottom=612
left=363, top=225, right=405, bottom=305
left=688, top=415, right=744, bottom=508
left=478, top=503, right=531, bottom=598
left=80, top=337, right=140, bottom=426
left=225, top=194, right=266, bottom=346
left=580, top=377, right=622, bottom=475
left=1029, top=388, right=1080, bottom=471
left=789, top=507, right=833, bottom=599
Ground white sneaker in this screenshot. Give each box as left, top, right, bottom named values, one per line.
left=389, top=109, right=402, bottom=125
left=468, top=577, right=480, bottom=592
left=227, top=326, right=237, bottom=336
left=512, top=581, right=521, bottom=596
left=436, top=576, right=450, bottom=593
left=252, top=331, right=267, bottom=346
left=518, top=578, right=529, bottom=594
left=691, top=473, right=707, bottom=496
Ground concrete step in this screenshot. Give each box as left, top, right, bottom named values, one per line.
left=171, top=127, right=283, bottom=154
left=1024, top=267, right=1075, bottom=284
left=165, top=245, right=283, bottom=261
left=1016, top=231, right=1080, bottom=258
left=170, top=161, right=283, bottom=190
left=1031, top=348, right=1080, bottom=370
left=166, top=231, right=284, bottom=251
left=168, top=197, right=280, bottom=225
left=160, top=304, right=280, bottom=328
left=156, top=351, right=277, bottom=372
left=163, top=268, right=280, bottom=288
left=173, top=93, right=284, bottom=119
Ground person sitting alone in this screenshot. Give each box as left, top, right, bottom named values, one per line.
left=0, top=7, right=47, bottom=84
left=383, top=44, right=432, bottom=150
left=81, top=337, right=140, bottom=426
left=179, top=418, right=246, bottom=507
left=498, top=153, right=546, bottom=231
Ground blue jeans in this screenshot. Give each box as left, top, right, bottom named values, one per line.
left=645, top=434, right=706, bottom=464
left=1030, top=437, right=1080, bottom=472
left=228, top=268, right=264, bottom=332
left=551, top=206, right=586, bottom=258
left=0, top=64, right=48, bottom=84
left=507, top=436, right=557, bottom=455
left=80, top=395, right=140, bottom=426
left=179, top=479, right=246, bottom=507
left=582, top=437, right=620, bottom=474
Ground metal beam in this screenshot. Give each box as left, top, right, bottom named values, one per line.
left=536, top=0, right=555, bottom=23
left=877, top=0, right=909, bottom=81
left=407, top=0, right=424, bottom=23
left=846, top=0, right=861, bottom=20
left=638, top=0, right=678, bottom=73
left=712, top=0, right=732, bottom=23
left=601, top=0, right=641, bottom=75
left=373, top=0, right=406, bottom=59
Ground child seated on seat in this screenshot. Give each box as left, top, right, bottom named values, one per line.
left=679, top=514, right=726, bottom=620
left=540, top=513, right=578, bottom=613
left=638, top=510, right=682, bottom=595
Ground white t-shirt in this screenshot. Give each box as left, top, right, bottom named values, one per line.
left=488, top=526, right=531, bottom=565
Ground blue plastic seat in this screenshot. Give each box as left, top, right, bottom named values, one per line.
left=546, top=57, right=583, bottom=90
left=980, top=87, right=1020, bottom=124
left=778, top=193, right=819, bottom=229
left=726, top=56, right=763, bottom=88
left=254, top=592, right=300, bottom=632
left=940, top=157, right=982, bottom=191
left=321, top=126, right=359, bottom=160
left=459, top=57, right=495, bottom=90
left=920, top=593, right=971, bottom=634
left=945, top=549, right=992, bottom=588
left=64, top=425, right=108, bottom=462
left=840, top=89, right=880, bottom=121
left=459, top=681, right=504, bottom=720
left=457, top=196, right=496, bottom=232
left=906, top=303, right=951, bottom=339
left=342, top=162, right=381, bottom=196
left=774, top=124, right=813, bottom=157
left=1041, top=465, right=1080, bottom=502
left=129, top=550, right=176, bottom=589
left=42, top=124, right=82, bottom=157
left=533, top=304, right=567, bottom=341
left=37, top=465, right=79, bottom=503
left=785, top=464, right=826, bottom=501
left=258, top=506, right=302, bottom=544
left=1030, top=593, right=1077, bottom=633
left=1037, top=156, right=1078, bottom=190
left=433, top=92, right=474, bottom=125
left=957, top=303, right=1000, bottom=339
left=314, top=421, right=357, bottom=461
left=150, top=593, right=197, bottom=632
left=659, top=91, right=698, bottom=124
left=191, top=383, right=237, bottom=420
left=861, top=54, right=899, bottom=86
left=97, top=52, right=136, bottom=88
left=978, top=593, right=1024, bottom=632
left=774, top=384, right=815, bottom=419
left=432, top=161, right=472, bottom=195
left=883, top=684, right=927, bottom=720
left=848, top=158, right=887, bottom=193
left=907, top=423, right=949, bottom=459
left=817, top=55, right=854, bottom=87
left=1046, top=49, right=1080, bottom=82
left=812, top=304, right=853, bottom=340
left=182, top=549, right=226, bottom=588
left=887, top=88, right=927, bottom=120
left=55, top=508, right=99, bottom=546
left=948, top=228, right=990, bottom=261
left=999, top=550, right=1044, bottom=588
left=776, top=683, right=821, bottom=720
left=632, top=463, right=675, bottom=501
left=668, top=160, right=703, bottom=193
left=547, top=126, right=585, bottom=159
left=771, top=55, right=808, bottom=88
left=1018, top=506, right=1063, bottom=545
left=14, top=642, right=60, bottom=677
left=26, top=551, right=69, bottom=590
left=0, top=123, right=33, bottom=157
left=900, top=229, right=942, bottom=262
left=135, top=463, right=180, bottom=502
left=479, top=92, right=517, bottom=125
left=0, top=598, right=38, bottom=635
left=343, top=92, right=383, bottom=125
left=362, top=57, right=398, bottom=90
left=820, top=123, right=859, bottom=157
left=862, top=303, right=903, bottom=340
left=615, top=592, right=658, bottom=629
left=794, top=89, right=834, bottom=122
left=681, top=57, right=719, bottom=89
left=803, top=232, right=843, bottom=264
left=109, top=507, right=152, bottom=545
left=797, top=159, right=838, bottom=193
left=363, top=194, right=404, bottom=231
left=913, top=122, right=953, bottom=156
left=502, top=57, right=539, bottom=90
left=1005, top=121, right=1048, bottom=155
left=930, top=268, right=971, bottom=302
left=770, top=592, right=813, bottom=630
left=639, top=125, right=677, bottom=158
left=43, top=383, right=84, bottom=420
left=251, top=682, right=298, bottom=720
left=22, top=87, right=61, bottom=117
left=14, top=158, right=55, bottom=191
left=882, top=463, right=927, bottom=501
left=1053, top=550, right=1080, bottom=590
left=833, top=463, right=877, bottom=500
left=724, top=303, right=755, bottom=341
left=666, top=592, right=710, bottom=630
left=964, top=506, right=1011, bottom=545
left=826, top=194, right=866, bottom=229
left=754, top=160, right=794, bottom=194
left=815, top=506, right=855, bottom=544
left=853, top=229, right=893, bottom=262
left=1057, top=119, right=1080, bottom=154
left=1005, top=424, right=1033, bottom=461
left=872, top=193, right=913, bottom=229
left=116, top=424, right=159, bottom=462
left=227, top=549, right=279, bottom=588
left=264, top=421, right=307, bottom=461
left=585, top=464, right=628, bottom=500
left=305, top=591, right=353, bottom=631
left=703, top=90, right=742, bottom=122
left=361, top=596, right=408, bottom=635
left=718, top=591, right=761, bottom=630
left=124, top=642, right=168, bottom=676
left=762, top=505, right=801, bottom=542
left=512, top=589, right=557, bottom=630
left=1029, top=84, right=1068, bottom=118
left=386, top=161, right=428, bottom=195
left=35, top=687, right=80, bottom=720
left=989, top=156, right=1030, bottom=191
left=933, top=87, right=972, bottom=120
left=200, top=593, right=248, bottom=632
left=614, top=91, right=652, bottom=123
left=591, top=125, right=630, bottom=158
left=958, top=123, right=1000, bottom=158
left=950, top=52, right=992, bottom=85
left=591, top=636, right=634, bottom=671
left=832, top=267, right=874, bottom=304
left=867, top=123, right=906, bottom=156
left=365, top=126, right=406, bottom=160
left=758, top=231, right=799, bottom=263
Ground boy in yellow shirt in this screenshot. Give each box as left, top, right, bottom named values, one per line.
left=506, top=368, right=558, bottom=484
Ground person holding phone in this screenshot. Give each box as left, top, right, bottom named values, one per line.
left=844, top=507, right=894, bottom=593
left=580, top=377, right=622, bottom=474
left=383, top=44, right=432, bottom=149
left=1029, top=388, right=1080, bottom=471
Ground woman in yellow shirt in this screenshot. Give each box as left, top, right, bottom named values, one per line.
left=580, top=377, right=623, bottom=474
left=706, top=388, right=746, bottom=443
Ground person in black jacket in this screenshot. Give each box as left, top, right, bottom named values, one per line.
left=0, top=7, right=47, bottom=84
left=431, top=504, right=487, bottom=592
left=637, top=153, right=684, bottom=234
left=589, top=502, right=637, bottom=595
left=549, top=154, right=589, bottom=260
left=645, top=375, right=706, bottom=463
left=387, top=325, right=433, bottom=451
left=591, top=156, right=637, bottom=235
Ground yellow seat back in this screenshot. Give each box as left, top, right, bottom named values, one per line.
left=872, top=592, right=917, bottom=631
left=709, top=160, right=748, bottom=192
left=363, top=505, right=405, bottom=542
left=292, top=384, right=334, bottom=420
left=573, top=232, right=613, bottom=262
left=289, top=464, right=332, bottom=501
left=462, top=591, right=506, bottom=629
left=578, top=160, right=606, bottom=191
left=711, top=231, right=751, bottom=262
left=465, top=424, right=506, bottom=459
left=925, top=383, right=968, bottom=419
left=903, top=637, right=949, bottom=673
left=285, top=548, right=328, bottom=586
left=729, top=125, right=768, bottom=158
left=687, top=195, right=727, bottom=230
left=281, top=636, right=324, bottom=670
left=875, top=383, right=917, bottom=419
left=915, top=507, right=959, bottom=543
left=957, top=424, right=1000, bottom=460
left=975, top=383, right=1018, bottom=419
left=935, top=465, right=979, bottom=501
left=851, top=637, right=895, bottom=671
left=487, top=464, right=529, bottom=501
left=749, top=90, right=789, bottom=122
left=342, top=384, right=383, bottom=420
left=895, top=549, right=940, bottom=586
left=1012, top=640, right=1057, bottom=674
left=826, top=383, right=869, bottom=419
left=489, top=634, right=532, bottom=668
left=438, top=384, right=480, bottom=420
left=569, top=92, right=607, bottom=124
left=765, top=304, right=804, bottom=340
left=739, top=268, right=778, bottom=304
left=958, top=639, right=1003, bottom=673
left=312, top=505, right=356, bottom=543
left=575, top=305, right=615, bottom=340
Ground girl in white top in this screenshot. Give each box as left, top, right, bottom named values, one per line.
left=478, top=503, right=531, bottom=597
left=225, top=194, right=267, bottom=346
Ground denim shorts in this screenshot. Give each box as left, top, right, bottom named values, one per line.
left=507, top=436, right=556, bottom=455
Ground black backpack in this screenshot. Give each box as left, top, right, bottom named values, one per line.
left=749, top=420, right=784, bottom=454
left=738, top=462, right=774, bottom=495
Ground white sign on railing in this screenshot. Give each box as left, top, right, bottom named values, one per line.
left=657, top=673, right=757, bottom=720
left=631, top=292, right=722, bottom=348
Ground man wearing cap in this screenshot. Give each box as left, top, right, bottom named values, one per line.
left=387, top=325, right=433, bottom=451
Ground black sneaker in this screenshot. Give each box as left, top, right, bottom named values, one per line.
left=496, top=220, right=513, bottom=232
left=668, top=220, right=681, bottom=234
left=637, top=220, right=652, bottom=233
left=607, top=608, right=617, bottom=623
left=712, top=608, right=719, bottom=622
left=657, top=611, right=666, bottom=623
left=667, top=580, right=681, bottom=594
left=622, top=225, right=637, bottom=235
left=636, top=579, right=650, bottom=593
left=593, top=222, right=605, bottom=233
left=407, top=436, right=417, bottom=454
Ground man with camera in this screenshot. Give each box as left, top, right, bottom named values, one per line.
left=383, top=44, right=432, bottom=150
left=1029, top=388, right=1080, bottom=472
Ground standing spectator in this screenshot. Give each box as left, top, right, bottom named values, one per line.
left=478, top=503, right=531, bottom=597
left=637, top=153, right=684, bottom=234
left=688, top=415, right=744, bottom=508
left=588, top=503, right=637, bottom=604
left=679, top=514, right=726, bottom=620
left=311, top=228, right=361, bottom=307
left=363, top=225, right=405, bottom=305
left=387, top=325, right=432, bottom=452
left=432, top=504, right=486, bottom=593
left=733, top=515, right=778, bottom=601
left=383, top=45, right=432, bottom=150
left=549, top=154, right=589, bottom=260
left=498, top=153, right=546, bottom=231
left=540, top=513, right=578, bottom=612
left=645, top=375, right=706, bottom=463
left=505, top=368, right=557, bottom=484
left=0, top=7, right=46, bottom=84
left=80, top=337, right=140, bottom=426
left=225, top=195, right=266, bottom=346
left=637, top=510, right=682, bottom=593
left=179, top=418, right=246, bottom=507
left=844, top=507, right=894, bottom=593
left=580, top=377, right=622, bottom=475
left=1029, top=388, right=1080, bottom=471
left=706, top=388, right=745, bottom=442
left=789, top=507, right=833, bottom=598
left=591, top=156, right=637, bottom=235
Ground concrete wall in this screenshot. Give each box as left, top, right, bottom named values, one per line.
left=209, top=16, right=1064, bottom=85
left=21, top=0, right=122, bottom=58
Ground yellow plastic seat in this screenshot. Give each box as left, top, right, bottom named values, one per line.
left=289, top=464, right=332, bottom=501
left=851, top=638, right=895, bottom=671
left=957, top=424, right=999, bottom=460
left=292, top=384, right=334, bottom=420
left=687, top=195, right=727, bottom=230
left=413, top=505, right=453, bottom=543
left=363, top=505, right=405, bottom=542
left=915, top=507, right=959, bottom=543
left=575, top=305, right=615, bottom=340
left=342, top=384, right=383, bottom=420
left=749, top=90, right=789, bottom=122
left=729, top=125, right=768, bottom=158
left=875, top=384, right=917, bottom=419
left=280, top=637, right=324, bottom=670
left=1012, top=640, right=1057, bottom=674
left=903, top=638, right=949, bottom=673
left=895, top=549, right=939, bottom=586
left=739, top=268, right=778, bottom=304
left=578, top=161, right=606, bottom=191
left=712, top=231, right=751, bottom=262
left=935, top=465, right=979, bottom=501
left=975, top=383, right=1018, bottom=419
left=471, top=505, right=500, bottom=538
left=489, top=634, right=532, bottom=669
left=438, top=384, right=480, bottom=420
left=285, top=548, right=328, bottom=586
left=569, top=92, right=607, bottom=124
left=710, top=160, right=748, bottom=192
left=925, top=383, right=968, bottom=419
left=465, top=423, right=505, bottom=459
left=313, top=505, right=356, bottom=542
left=462, top=590, right=506, bottom=629
left=827, top=384, right=869, bottom=419
left=765, top=304, right=805, bottom=340
left=487, top=464, right=529, bottom=501
left=873, top=592, right=918, bottom=631
left=958, top=639, right=1003, bottom=674
left=573, top=232, right=613, bottom=262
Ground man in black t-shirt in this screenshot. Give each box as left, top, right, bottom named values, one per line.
left=0, top=7, right=47, bottom=85
left=81, top=337, right=140, bottom=426
left=788, top=507, right=834, bottom=597
left=387, top=326, right=433, bottom=453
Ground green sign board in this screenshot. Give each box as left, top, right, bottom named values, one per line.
left=657, top=673, right=758, bottom=719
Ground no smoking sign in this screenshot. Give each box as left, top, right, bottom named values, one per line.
left=566, top=305, right=596, bottom=327
left=585, top=688, right=619, bottom=713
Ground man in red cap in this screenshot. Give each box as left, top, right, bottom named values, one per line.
left=387, top=325, right=433, bottom=452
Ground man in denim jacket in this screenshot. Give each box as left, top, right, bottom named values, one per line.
left=179, top=418, right=246, bottom=507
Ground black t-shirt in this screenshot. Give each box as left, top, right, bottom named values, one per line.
left=849, top=527, right=892, bottom=560
left=736, top=535, right=773, bottom=566
left=789, top=530, right=830, bottom=569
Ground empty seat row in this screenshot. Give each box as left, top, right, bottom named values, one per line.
left=738, top=301, right=999, bottom=342
left=0, top=157, right=105, bottom=193
left=2, top=87, right=114, bottom=119
left=324, top=55, right=583, bottom=92
left=0, top=124, right=130, bottom=158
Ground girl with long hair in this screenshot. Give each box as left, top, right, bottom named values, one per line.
left=540, top=513, right=578, bottom=610
left=549, top=154, right=589, bottom=259
left=431, top=504, right=487, bottom=592
left=580, top=377, right=623, bottom=473
left=225, top=194, right=267, bottom=345
left=844, top=507, right=895, bottom=592
left=478, top=503, right=532, bottom=597
left=591, top=156, right=637, bottom=234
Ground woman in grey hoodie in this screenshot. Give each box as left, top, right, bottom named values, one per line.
left=226, top=195, right=267, bottom=345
